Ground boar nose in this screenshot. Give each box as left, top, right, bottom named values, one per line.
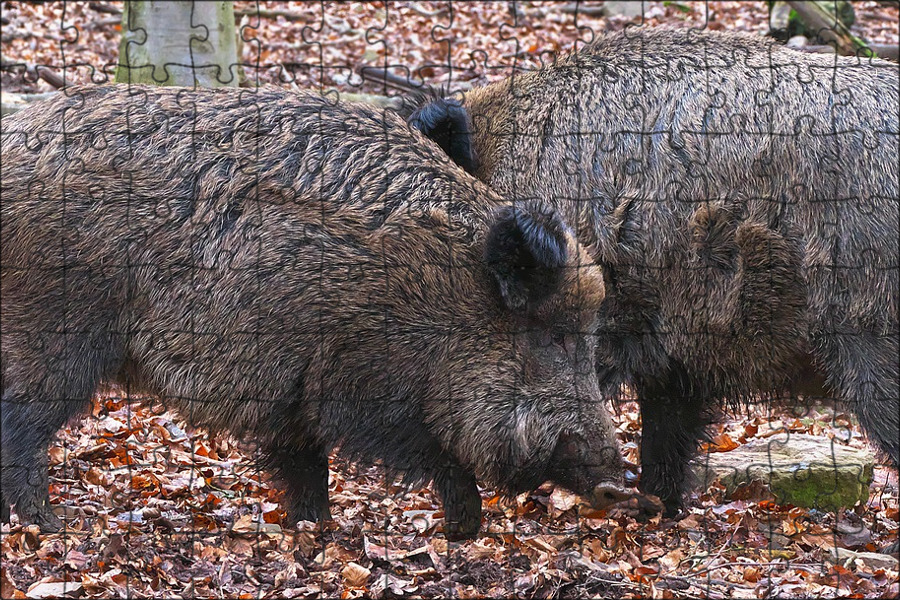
left=590, top=483, right=632, bottom=509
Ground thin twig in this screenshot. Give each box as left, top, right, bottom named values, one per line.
left=88, top=1, right=121, bottom=15
left=234, top=8, right=312, bottom=23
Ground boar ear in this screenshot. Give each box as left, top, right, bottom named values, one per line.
left=485, top=203, right=569, bottom=311
left=408, top=97, right=479, bottom=174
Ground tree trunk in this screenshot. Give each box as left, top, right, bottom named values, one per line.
left=115, top=1, right=239, bottom=87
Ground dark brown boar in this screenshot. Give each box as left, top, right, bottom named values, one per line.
left=0, top=85, right=629, bottom=539
left=409, top=27, right=899, bottom=516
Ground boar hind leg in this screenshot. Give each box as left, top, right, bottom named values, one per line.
left=637, top=366, right=715, bottom=517
left=820, top=333, right=900, bottom=466
left=266, top=444, right=331, bottom=525
left=434, top=465, right=482, bottom=541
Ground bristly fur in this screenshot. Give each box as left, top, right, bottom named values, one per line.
left=409, top=26, right=900, bottom=516
left=1, top=84, right=623, bottom=539
left=484, top=202, right=569, bottom=311
left=407, top=88, right=480, bottom=175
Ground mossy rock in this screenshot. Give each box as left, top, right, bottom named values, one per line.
left=694, top=433, right=874, bottom=511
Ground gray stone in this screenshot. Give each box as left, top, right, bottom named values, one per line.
left=693, top=434, right=875, bottom=511
left=602, top=2, right=644, bottom=18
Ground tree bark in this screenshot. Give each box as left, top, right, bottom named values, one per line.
left=115, top=1, right=239, bottom=87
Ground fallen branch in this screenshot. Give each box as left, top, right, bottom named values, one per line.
left=556, top=2, right=609, bottom=17
left=31, top=65, right=66, bottom=88
left=798, top=43, right=899, bottom=61
left=85, top=17, right=123, bottom=29
left=405, top=4, right=449, bottom=18
left=786, top=0, right=873, bottom=56
left=1, top=62, right=67, bottom=89
left=360, top=66, right=431, bottom=94
left=88, top=1, right=121, bottom=15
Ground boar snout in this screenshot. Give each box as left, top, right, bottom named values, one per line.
left=590, top=482, right=632, bottom=509
left=590, top=484, right=666, bottom=519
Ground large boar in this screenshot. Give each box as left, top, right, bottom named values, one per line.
left=410, top=27, right=900, bottom=516
left=1, top=85, right=630, bottom=539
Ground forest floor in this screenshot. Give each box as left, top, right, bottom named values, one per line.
left=2, top=392, right=897, bottom=599
left=1, top=2, right=899, bottom=598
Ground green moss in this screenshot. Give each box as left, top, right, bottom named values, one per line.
left=767, top=461, right=873, bottom=511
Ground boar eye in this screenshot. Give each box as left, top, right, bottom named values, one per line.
left=536, top=329, right=569, bottom=353
left=552, top=331, right=567, bottom=349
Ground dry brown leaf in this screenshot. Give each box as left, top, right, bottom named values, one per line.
left=658, top=548, right=686, bottom=572
left=1, top=568, right=19, bottom=599
left=523, top=536, right=558, bottom=555
left=26, top=580, right=82, bottom=599
left=341, top=561, right=371, bottom=587
left=466, top=540, right=497, bottom=560
left=588, top=538, right=610, bottom=563
left=548, top=486, right=577, bottom=517
left=47, top=447, right=67, bottom=466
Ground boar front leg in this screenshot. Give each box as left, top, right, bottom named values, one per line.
left=636, top=367, right=714, bottom=517
left=266, top=443, right=331, bottom=525
left=434, top=465, right=482, bottom=541
left=1, top=327, right=120, bottom=531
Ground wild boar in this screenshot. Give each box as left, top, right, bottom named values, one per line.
left=409, top=27, right=899, bottom=516
left=1, top=84, right=629, bottom=539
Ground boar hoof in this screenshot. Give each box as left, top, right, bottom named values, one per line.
left=443, top=495, right=482, bottom=541
left=436, top=469, right=482, bottom=541
left=13, top=497, right=63, bottom=532
left=591, top=484, right=666, bottom=521
left=443, top=512, right=481, bottom=542
left=285, top=500, right=331, bottom=527
left=442, top=491, right=483, bottom=541
left=632, top=494, right=666, bottom=521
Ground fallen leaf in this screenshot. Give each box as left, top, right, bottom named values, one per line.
left=26, top=580, right=82, bottom=599
left=341, top=561, right=371, bottom=587
left=548, top=486, right=577, bottom=517
left=1, top=568, right=19, bottom=599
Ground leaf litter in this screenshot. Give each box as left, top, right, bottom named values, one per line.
left=1, top=389, right=896, bottom=598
